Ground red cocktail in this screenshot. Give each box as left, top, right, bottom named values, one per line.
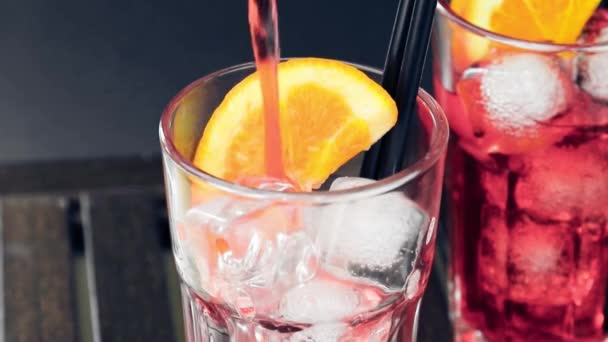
left=434, top=1, right=608, bottom=340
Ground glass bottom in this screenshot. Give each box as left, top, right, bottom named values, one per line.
left=180, top=282, right=423, bottom=342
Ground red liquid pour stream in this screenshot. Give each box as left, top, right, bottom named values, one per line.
left=248, top=0, right=285, bottom=180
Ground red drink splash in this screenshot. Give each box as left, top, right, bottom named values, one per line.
left=248, top=0, right=285, bottom=180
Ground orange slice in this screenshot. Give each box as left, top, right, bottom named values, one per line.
left=451, top=0, right=600, bottom=71
left=193, top=58, right=397, bottom=190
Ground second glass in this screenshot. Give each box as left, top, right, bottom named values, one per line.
left=433, top=1, right=608, bottom=341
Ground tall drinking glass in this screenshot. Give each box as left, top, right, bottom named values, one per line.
left=159, top=61, right=448, bottom=341
left=433, top=1, right=608, bottom=340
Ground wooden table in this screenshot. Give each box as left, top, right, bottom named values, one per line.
left=0, top=156, right=452, bottom=342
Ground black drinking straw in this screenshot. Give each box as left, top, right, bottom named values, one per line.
left=373, top=0, right=438, bottom=179
left=360, top=0, right=416, bottom=179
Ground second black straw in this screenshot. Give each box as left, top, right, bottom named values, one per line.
left=361, top=0, right=438, bottom=179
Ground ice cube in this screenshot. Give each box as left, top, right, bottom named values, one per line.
left=183, top=197, right=237, bottom=232
left=179, top=196, right=317, bottom=314
left=329, top=176, right=375, bottom=190
left=579, top=28, right=608, bottom=102
left=578, top=9, right=608, bottom=102
left=573, top=268, right=606, bottom=325
left=274, top=232, right=318, bottom=285
left=572, top=220, right=604, bottom=304
left=480, top=168, right=508, bottom=209
left=178, top=197, right=236, bottom=294
left=480, top=53, right=571, bottom=131
left=186, top=199, right=283, bottom=288
left=549, top=88, right=608, bottom=129
left=278, top=280, right=361, bottom=323
left=237, top=175, right=299, bottom=192
left=579, top=50, right=608, bottom=102
left=315, top=177, right=429, bottom=291
left=289, top=323, right=347, bottom=342
left=514, top=143, right=608, bottom=221
left=508, top=217, right=574, bottom=305
left=476, top=205, right=507, bottom=294
left=433, top=77, right=476, bottom=141
left=456, top=53, right=573, bottom=154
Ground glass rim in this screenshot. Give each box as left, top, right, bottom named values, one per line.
left=436, top=0, right=608, bottom=53
left=159, top=59, right=449, bottom=203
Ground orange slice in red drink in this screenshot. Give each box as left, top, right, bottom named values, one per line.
left=450, top=0, right=601, bottom=71
left=193, top=58, right=398, bottom=191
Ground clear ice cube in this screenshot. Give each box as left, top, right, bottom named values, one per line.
left=278, top=279, right=361, bottom=323
left=477, top=205, right=508, bottom=294
left=508, top=217, right=574, bottom=305
left=578, top=12, right=608, bottom=102
left=481, top=169, right=508, bottom=209
left=514, top=143, right=608, bottom=221
left=455, top=53, right=574, bottom=155
left=479, top=53, right=570, bottom=133
left=179, top=196, right=317, bottom=315
left=580, top=49, right=608, bottom=102
left=314, top=177, right=429, bottom=291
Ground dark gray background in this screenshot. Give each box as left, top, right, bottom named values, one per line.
left=0, top=0, right=433, bottom=162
